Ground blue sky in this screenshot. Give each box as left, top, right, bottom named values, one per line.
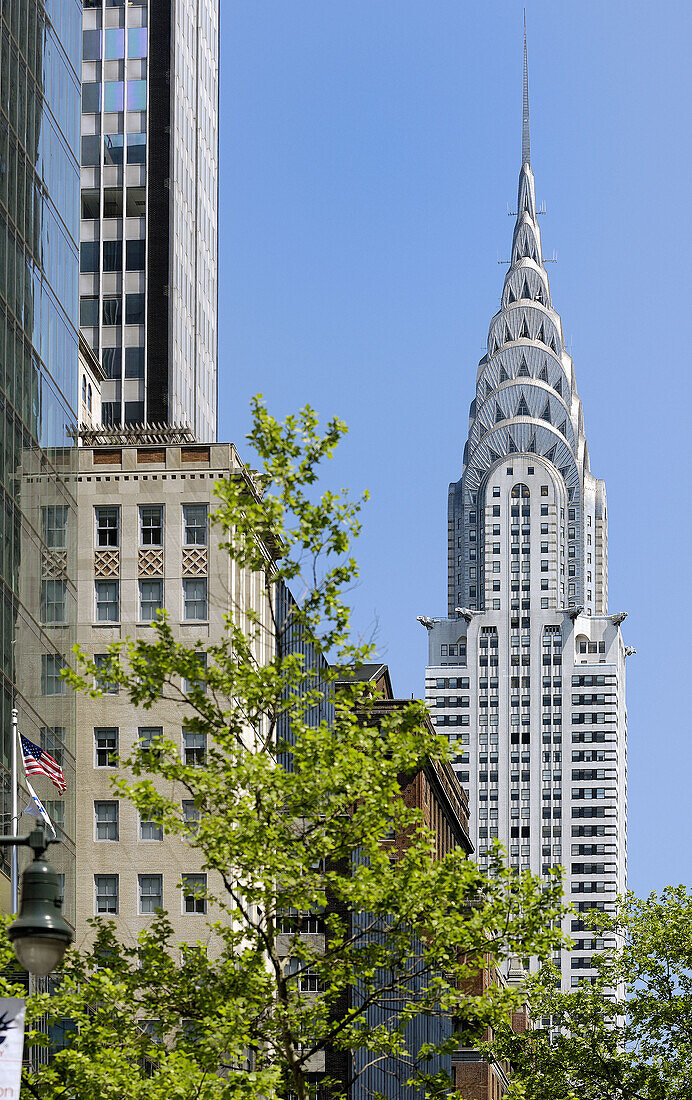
left=217, top=1, right=692, bottom=899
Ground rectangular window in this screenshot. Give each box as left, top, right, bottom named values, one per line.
left=95, top=580, right=119, bottom=622
left=126, top=239, right=145, bottom=270
left=182, top=800, right=200, bottom=836
left=102, top=240, right=122, bottom=272
left=95, top=728, right=118, bottom=768
left=139, top=874, right=163, bottom=914
left=125, top=293, right=145, bottom=325
left=127, top=132, right=147, bottom=164
left=127, top=80, right=147, bottom=111
left=95, top=875, right=118, bottom=914
left=139, top=816, right=163, bottom=841
left=41, top=654, right=65, bottom=696
left=95, top=507, right=119, bottom=547
left=104, top=80, right=124, bottom=111
left=183, top=578, right=207, bottom=620
left=138, top=727, right=163, bottom=758
left=140, top=505, right=163, bottom=546
left=183, top=729, right=206, bottom=766
left=124, top=348, right=145, bottom=378
left=182, top=873, right=207, bottom=914
left=183, top=504, right=208, bottom=546
left=139, top=580, right=163, bottom=621
left=94, top=654, right=118, bottom=694
left=103, top=132, right=124, bottom=166
left=182, top=653, right=207, bottom=695
left=128, top=28, right=148, bottom=58
left=41, top=505, right=68, bottom=549
left=94, top=800, right=119, bottom=841
left=103, top=297, right=122, bottom=327
left=101, top=347, right=122, bottom=379
left=41, top=580, right=66, bottom=623
left=80, top=241, right=99, bottom=272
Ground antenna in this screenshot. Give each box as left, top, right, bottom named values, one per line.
left=522, top=12, right=531, bottom=166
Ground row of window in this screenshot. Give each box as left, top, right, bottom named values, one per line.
left=80, top=294, right=145, bottom=328
left=94, top=578, right=208, bottom=623
left=94, top=727, right=206, bottom=766
left=95, top=873, right=206, bottom=915
left=94, top=800, right=201, bottom=841
left=96, top=504, right=208, bottom=548
left=80, top=239, right=145, bottom=273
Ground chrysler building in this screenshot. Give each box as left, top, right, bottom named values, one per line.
left=422, top=35, right=628, bottom=988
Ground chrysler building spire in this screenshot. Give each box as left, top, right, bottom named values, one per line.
left=522, top=14, right=531, bottom=167
left=423, top=35, right=628, bottom=993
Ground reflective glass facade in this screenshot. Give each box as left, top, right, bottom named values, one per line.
left=0, top=0, right=80, bottom=917
left=80, top=0, right=218, bottom=442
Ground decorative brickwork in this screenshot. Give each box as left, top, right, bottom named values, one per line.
left=182, top=547, right=207, bottom=577
left=138, top=548, right=164, bottom=577
left=41, top=549, right=68, bottom=580
left=94, top=549, right=119, bottom=578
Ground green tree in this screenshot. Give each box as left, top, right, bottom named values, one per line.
left=486, top=886, right=692, bottom=1100
left=9, top=399, right=566, bottom=1099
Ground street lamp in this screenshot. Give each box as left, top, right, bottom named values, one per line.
left=1, top=825, right=73, bottom=976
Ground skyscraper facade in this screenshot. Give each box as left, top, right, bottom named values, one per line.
left=1, top=0, right=81, bottom=915
left=422, top=43, right=628, bottom=989
left=79, top=0, right=219, bottom=441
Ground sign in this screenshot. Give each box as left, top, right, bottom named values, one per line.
left=0, top=999, right=25, bottom=1098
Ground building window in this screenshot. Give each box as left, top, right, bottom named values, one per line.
left=182, top=653, right=207, bottom=695
left=140, top=506, right=163, bottom=546
left=94, top=801, right=119, bottom=841
left=183, top=504, right=208, bottom=546
left=125, top=293, right=145, bottom=325
left=94, top=654, right=119, bottom=694
left=138, top=727, right=163, bottom=758
left=41, top=580, right=66, bottom=624
left=182, top=873, right=207, bottom=914
left=126, top=239, right=145, bottom=271
left=95, top=728, right=118, bottom=768
left=41, top=654, right=66, bottom=696
left=182, top=800, right=200, bottom=836
left=183, top=579, right=208, bottom=620
left=183, top=729, right=206, bottom=766
left=95, top=875, right=118, bottom=915
left=139, top=580, right=163, bottom=621
left=42, top=505, right=68, bottom=548
left=139, top=875, right=163, bottom=914
left=139, top=816, right=163, bottom=841
left=124, top=347, right=145, bottom=378
left=95, top=580, right=119, bottom=622
left=95, top=507, right=119, bottom=547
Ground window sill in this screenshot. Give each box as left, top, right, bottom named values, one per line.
left=94, top=621, right=120, bottom=627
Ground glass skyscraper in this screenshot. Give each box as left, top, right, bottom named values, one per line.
left=0, top=0, right=81, bottom=918
left=79, top=0, right=219, bottom=441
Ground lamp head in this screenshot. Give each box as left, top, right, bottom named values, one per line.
left=8, top=849, right=73, bottom=977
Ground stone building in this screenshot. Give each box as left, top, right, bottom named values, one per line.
left=421, top=34, right=628, bottom=991
left=71, top=431, right=271, bottom=944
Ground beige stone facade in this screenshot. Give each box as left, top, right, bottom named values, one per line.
left=73, top=438, right=271, bottom=949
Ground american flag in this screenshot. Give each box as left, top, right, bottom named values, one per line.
left=20, top=736, right=66, bottom=793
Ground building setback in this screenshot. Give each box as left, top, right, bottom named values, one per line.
left=422, top=37, right=628, bottom=991
left=79, top=0, right=219, bottom=441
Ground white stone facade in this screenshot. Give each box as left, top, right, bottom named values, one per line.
left=423, top=57, right=628, bottom=990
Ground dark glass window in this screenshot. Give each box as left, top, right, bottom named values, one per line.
left=81, top=189, right=100, bottom=218
left=80, top=298, right=99, bottom=326
left=83, top=30, right=102, bottom=60
left=104, top=133, right=124, bottom=166
left=101, top=347, right=122, bottom=379
left=126, top=188, right=146, bottom=216
left=80, top=241, right=99, bottom=272
left=125, top=294, right=145, bottom=324
left=124, top=348, right=145, bottom=378
left=102, top=402, right=120, bottom=426
left=102, top=298, right=122, bottom=326
left=126, top=240, right=145, bottom=270
left=81, top=135, right=100, bottom=166
left=103, top=241, right=122, bottom=271
left=127, top=133, right=146, bottom=164
left=82, top=83, right=101, bottom=113
left=125, top=401, right=144, bottom=424
left=103, top=189, right=123, bottom=217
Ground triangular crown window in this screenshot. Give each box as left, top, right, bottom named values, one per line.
left=507, top=435, right=518, bottom=453
left=520, top=317, right=530, bottom=339
left=499, top=366, right=508, bottom=383
left=541, top=401, right=552, bottom=423
left=554, top=375, right=562, bottom=396
left=544, top=444, right=557, bottom=463
left=518, top=362, right=530, bottom=378
left=539, top=361, right=549, bottom=382
left=495, top=405, right=504, bottom=423
left=517, top=395, right=530, bottom=417
left=508, top=286, right=516, bottom=303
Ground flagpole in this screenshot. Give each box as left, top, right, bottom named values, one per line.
left=10, top=708, right=18, bottom=915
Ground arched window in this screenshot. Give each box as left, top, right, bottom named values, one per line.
left=511, top=483, right=530, bottom=499
left=82, top=375, right=87, bottom=404
left=87, top=384, right=92, bottom=412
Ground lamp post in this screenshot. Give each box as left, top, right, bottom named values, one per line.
left=0, top=825, right=73, bottom=976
